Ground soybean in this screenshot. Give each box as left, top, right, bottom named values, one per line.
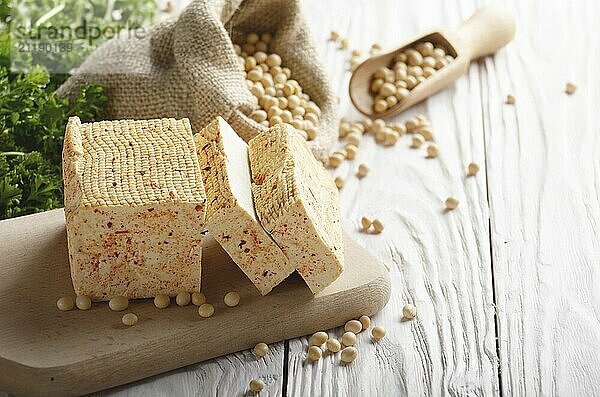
left=192, top=292, right=206, bottom=306
left=403, top=303, right=417, bottom=319
left=176, top=291, right=191, bottom=306
left=310, top=331, right=328, bottom=346
left=467, top=162, right=480, bottom=177
left=326, top=338, right=342, bottom=353
left=308, top=346, right=323, bottom=361
left=109, top=296, right=128, bottom=312
left=371, top=325, right=386, bottom=340
left=372, top=219, right=384, bottom=234
left=359, top=315, right=371, bottom=330
left=154, top=294, right=170, bottom=309
left=122, top=313, right=138, bottom=326
left=340, top=346, right=358, bottom=363
left=224, top=291, right=240, bottom=307
left=254, top=342, right=269, bottom=357
left=341, top=331, right=357, bottom=346
left=198, top=303, right=215, bottom=318
left=249, top=378, right=265, bottom=393
left=357, top=163, right=369, bottom=178
left=345, top=319, right=362, bottom=334
left=75, top=295, right=91, bottom=310
left=57, top=296, right=75, bottom=311
left=445, top=197, right=459, bottom=211
left=369, top=43, right=453, bottom=113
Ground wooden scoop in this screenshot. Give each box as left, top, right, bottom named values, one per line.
left=349, top=4, right=515, bottom=118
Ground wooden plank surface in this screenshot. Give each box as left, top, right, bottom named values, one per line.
left=285, top=0, right=498, bottom=396
left=482, top=1, right=600, bottom=396
left=2, top=0, right=600, bottom=396
left=91, top=344, right=287, bottom=397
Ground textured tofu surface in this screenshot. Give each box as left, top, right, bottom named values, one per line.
left=196, top=117, right=294, bottom=295
left=63, top=117, right=206, bottom=300
left=249, top=124, right=344, bottom=293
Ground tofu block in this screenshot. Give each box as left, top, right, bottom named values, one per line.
left=62, top=117, right=206, bottom=301
left=248, top=124, right=344, bottom=293
left=195, top=117, right=294, bottom=295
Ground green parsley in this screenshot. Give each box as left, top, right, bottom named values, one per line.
left=0, top=0, right=158, bottom=220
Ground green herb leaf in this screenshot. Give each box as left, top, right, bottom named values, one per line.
left=0, top=0, right=158, bottom=220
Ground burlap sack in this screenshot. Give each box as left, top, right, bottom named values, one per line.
left=56, top=0, right=338, bottom=162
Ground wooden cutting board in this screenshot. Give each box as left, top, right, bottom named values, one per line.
left=0, top=209, right=390, bottom=396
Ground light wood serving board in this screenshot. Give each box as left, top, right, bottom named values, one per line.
left=0, top=209, right=390, bottom=396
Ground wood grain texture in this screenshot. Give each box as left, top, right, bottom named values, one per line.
left=482, top=1, right=600, bottom=395
left=3, top=348, right=287, bottom=397
left=0, top=209, right=389, bottom=396
left=3, top=0, right=599, bottom=396
left=92, top=344, right=286, bottom=397
left=285, top=0, right=498, bottom=395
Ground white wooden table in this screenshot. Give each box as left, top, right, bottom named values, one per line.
left=3, top=0, right=600, bottom=395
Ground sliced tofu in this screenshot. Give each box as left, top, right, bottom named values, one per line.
left=195, top=117, right=294, bottom=295
left=63, top=117, right=206, bottom=301
left=248, top=124, right=344, bottom=293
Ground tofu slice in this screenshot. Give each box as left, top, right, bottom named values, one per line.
left=248, top=124, right=344, bottom=293
left=63, top=117, right=206, bottom=301
left=195, top=117, right=294, bottom=295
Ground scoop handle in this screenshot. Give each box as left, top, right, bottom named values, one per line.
left=457, top=4, right=515, bottom=60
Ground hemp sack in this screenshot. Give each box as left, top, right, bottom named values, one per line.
left=57, top=0, right=339, bottom=162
